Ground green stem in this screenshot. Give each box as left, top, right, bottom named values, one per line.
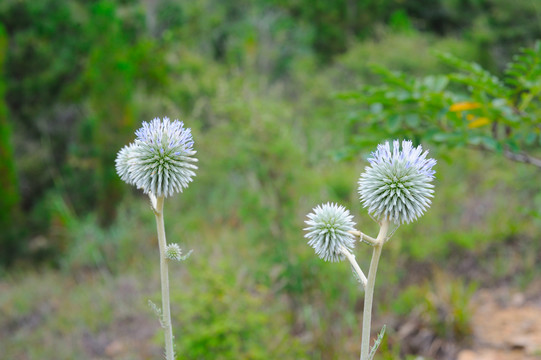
left=359, top=219, right=390, bottom=360
left=154, top=196, right=175, bottom=360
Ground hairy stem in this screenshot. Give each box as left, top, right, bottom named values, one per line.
left=349, top=230, right=378, bottom=246
left=360, top=219, right=390, bottom=360
left=154, top=196, right=175, bottom=360
left=340, top=245, right=367, bottom=289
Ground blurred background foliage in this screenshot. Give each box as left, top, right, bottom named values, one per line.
left=0, top=0, right=540, bottom=359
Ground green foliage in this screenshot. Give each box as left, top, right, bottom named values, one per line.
left=373, top=332, right=402, bottom=360
left=1, top=269, right=158, bottom=360
left=58, top=195, right=159, bottom=274
left=0, top=0, right=88, bottom=123
left=0, top=23, right=21, bottom=265
left=69, top=0, right=169, bottom=225
left=391, top=271, right=477, bottom=342
left=172, top=260, right=308, bottom=359
left=395, top=0, right=541, bottom=69
left=423, top=273, right=477, bottom=341
left=267, top=0, right=393, bottom=61
left=2, top=0, right=541, bottom=358
left=342, top=41, right=541, bottom=164
left=368, top=325, right=386, bottom=360
left=383, top=148, right=539, bottom=264
left=2, top=0, right=540, bottom=265
left=333, top=31, right=480, bottom=86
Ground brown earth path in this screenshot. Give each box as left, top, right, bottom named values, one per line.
left=458, top=284, right=541, bottom=360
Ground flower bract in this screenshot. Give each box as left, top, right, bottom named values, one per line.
left=358, top=139, right=436, bottom=224
left=304, top=203, right=356, bottom=262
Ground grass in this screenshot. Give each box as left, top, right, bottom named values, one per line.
left=0, top=270, right=160, bottom=359
left=2, top=146, right=540, bottom=359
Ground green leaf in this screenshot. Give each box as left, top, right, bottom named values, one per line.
left=335, top=92, right=363, bottom=100
left=505, top=138, right=520, bottom=153
left=432, top=132, right=453, bottom=143
left=480, top=136, right=501, bottom=152
left=432, top=76, right=450, bottom=92
left=368, top=325, right=386, bottom=360
left=370, top=103, right=383, bottom=114
left=387, top=114, right=402, bottom=132
left=405, top=113, right=420, bottom=127
left=525, top=132, right=537, bottom=145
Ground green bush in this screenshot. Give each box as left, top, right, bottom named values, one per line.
left=0, top=24, right=21, bottom=265
left=341, top=41, right=541, bottom=165
left=171, top=259, right=308, bottom=359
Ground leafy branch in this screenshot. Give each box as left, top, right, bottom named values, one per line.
left=342, top=41, right=541, bottom=169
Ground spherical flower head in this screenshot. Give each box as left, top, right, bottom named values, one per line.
left=115, top=143, right=138, bottom=185
left=358, top=139, right=436, bottom=225
left=304, top=203, right=356, bottom=262
left=127, top=117, right=198, bottom=197
left=165, top=243, right=183, bottom=261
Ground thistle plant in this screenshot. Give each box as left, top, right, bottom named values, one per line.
left=304, top=139, right=436, bottom=360
left=115, top=117, right=198, bottom=360
left=305, top=203, right=356, bottom=263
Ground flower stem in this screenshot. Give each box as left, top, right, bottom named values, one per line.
left=340, top=245, right=367, bottom=289
left=154, top=196, right=175, bottom=360
left=360, top=219, right=390, bottom=360
left=348, top=230, right=378, bottom=246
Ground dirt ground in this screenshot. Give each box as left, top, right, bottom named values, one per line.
left=458, top=281, right=541, bottom=360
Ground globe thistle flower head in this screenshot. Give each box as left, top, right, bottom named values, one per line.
left=165, top=243, right=183, bottom=261
left=304, top=203, right=356, bottom=262
left=135, top=117, right=195, bottom=152
left=115, top=143, right=138, bottom=185
left=129, top=117, right=198, bottom=197
left=358, top=140, right=436, bottom=225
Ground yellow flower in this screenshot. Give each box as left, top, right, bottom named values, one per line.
left=468, top=117, right=490, bottom=128
left=450, top=102, right=481, bottom=112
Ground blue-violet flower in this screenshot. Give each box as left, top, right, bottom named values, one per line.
left=116, top=117, right=198, bottom=197
left=358, top=139, right=436, bottom=224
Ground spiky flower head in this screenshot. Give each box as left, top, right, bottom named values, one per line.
left=304, top=203, right=356, bottom=262
left=165, top=243, right=183, bottom=261
left=115, top=117, right=198, bottom=197
left=358, top=139, right=436, bottom=225
left=115, top=143, right=138, bottom=185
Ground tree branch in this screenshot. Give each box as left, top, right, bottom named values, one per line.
left=502, top=149, right=541, bottom=169
left=473, top=144, right=541, bottom=169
